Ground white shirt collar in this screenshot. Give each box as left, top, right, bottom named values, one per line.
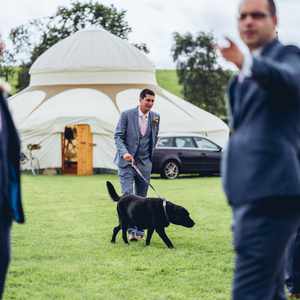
left=252, top=47, right=263, bottom=57
left=238, top=46, right=263, bottom=83
left=138, top=107, right=149, bottom=119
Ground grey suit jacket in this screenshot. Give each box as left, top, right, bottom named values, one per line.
left=222, top=39, right=300, bottom=206
left=114, top=107, right=160, bottom=168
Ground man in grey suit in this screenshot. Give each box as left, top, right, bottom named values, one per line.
left=219, top=0, right=300, bottom=299
left=114, top=88, right=160, bottom=240
left=0, top=37, right=25, bottom=299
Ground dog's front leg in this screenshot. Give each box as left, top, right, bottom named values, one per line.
left=121, top=225, right=129, bottom=244
left=145, top=228, right=154, bottom=246
left=156, top=228, right=174, bottom=248
left=111, top=225, right=121, bottom=243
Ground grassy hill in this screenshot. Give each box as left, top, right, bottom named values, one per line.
left=156, top=69, right=183, bottom=98
left=5, top=68, right=182, bottom=96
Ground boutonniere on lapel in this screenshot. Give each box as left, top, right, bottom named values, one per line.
left=152, top=116, right=159, bottom=127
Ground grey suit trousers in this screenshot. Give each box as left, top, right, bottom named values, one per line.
left=118, top=161, right=152, bottom=197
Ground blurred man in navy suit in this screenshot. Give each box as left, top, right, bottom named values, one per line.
left=219, top=0, right=300, bottom=299
left=0, top=36, right=25, bottom=299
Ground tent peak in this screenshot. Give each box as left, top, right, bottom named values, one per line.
left=30, top=29, right=156, bottom=86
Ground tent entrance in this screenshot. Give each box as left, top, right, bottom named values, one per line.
left=62, top=124, right=93, bottom=175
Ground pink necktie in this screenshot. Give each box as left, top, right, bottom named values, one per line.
left=140, top=115, right=147, bottom=136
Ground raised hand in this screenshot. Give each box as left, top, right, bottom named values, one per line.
left=218, top=37, right=244, bottom=70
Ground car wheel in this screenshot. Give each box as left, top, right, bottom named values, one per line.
left=161, top=161, right=179, bottom=179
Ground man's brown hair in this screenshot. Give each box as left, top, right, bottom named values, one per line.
left=140, top=88, right=155, bottom=99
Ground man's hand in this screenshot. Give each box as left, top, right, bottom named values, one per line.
left=123, top=153, right=134, bottom=162
left=218, top=38, right=244, bottom=70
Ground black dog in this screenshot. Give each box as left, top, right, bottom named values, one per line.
left=106, top=181, right=195, bottom=248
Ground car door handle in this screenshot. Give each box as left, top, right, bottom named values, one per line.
left=200, top=153, right=207, bottom=157
left=178, top=152, right=183, bottom=156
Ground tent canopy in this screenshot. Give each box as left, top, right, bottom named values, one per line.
left=9, top=29, right=229, bottom=171
left=30, top=29, right=156, bottom=86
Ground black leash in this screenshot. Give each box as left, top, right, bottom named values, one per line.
left=130, top=161, right=170, bottom=223
left=130, top=161, right=161, bottom=198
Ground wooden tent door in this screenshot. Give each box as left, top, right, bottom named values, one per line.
left=76, top=124, right=93, bottom=175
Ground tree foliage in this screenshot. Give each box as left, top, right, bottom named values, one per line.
left=172, top=31, right=232, bottom=117
left=4, top=1, right=148, bottom=91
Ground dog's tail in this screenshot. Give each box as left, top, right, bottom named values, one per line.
left=106, top=181, right=120, bottom=202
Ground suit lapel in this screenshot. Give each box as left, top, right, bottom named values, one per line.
left=150, top=111, right=158, bottom=154
left=235, top=79, right=256, bottom=128
left=133, top=107, right=140, bottom=139
left=149, top=111, right=155, bottom=143
left=229, top=75, right=256, bottom=129
left=261, top=38, right=281, bottom=57
left=228, top=77, right=238, bottom=129
left=133, top=108, right=157, bottom=148
left=233, top=78, right=251, bottom=129
left=233, top=40, right=281, bottom=128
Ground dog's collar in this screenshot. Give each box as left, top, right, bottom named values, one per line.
left=163, top=199, right=170, bottom=224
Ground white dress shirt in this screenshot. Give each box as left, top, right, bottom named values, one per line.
left=239, top=47, right=262, bottom=82
left=138, top=107, right=149, bottom=136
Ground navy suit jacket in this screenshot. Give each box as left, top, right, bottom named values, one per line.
left=114, top=107, right=160, bottom=168
left=222, top=39, right=300, bottom=206
left=0, top=91, right=24, bottom=223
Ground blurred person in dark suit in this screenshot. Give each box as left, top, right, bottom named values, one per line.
left=0, top=35, right=25, bottom=299
left=219, top=0, right=300, bottom=299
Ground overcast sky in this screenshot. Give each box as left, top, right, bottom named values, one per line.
left=0, top=0, right=299, bottom=69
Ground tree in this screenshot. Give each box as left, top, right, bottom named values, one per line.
left=0, top=50, right=15, bottom=81
left=172, top=31, right=232, bottom=117
left=7, top=1, right=148, bottom=91
left=0, top=45, right=18, bottom=94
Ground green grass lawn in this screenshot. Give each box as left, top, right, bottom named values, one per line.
left=156, top=70, right=183, bottom=98
left=6, top=175, right=233, bottom=300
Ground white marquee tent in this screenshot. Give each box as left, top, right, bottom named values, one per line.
left=9, top=29, right=229, bottom=171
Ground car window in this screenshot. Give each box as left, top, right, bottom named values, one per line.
left=157, top=137, right=173, bottom=147
left=175, top=137, right=196, bottom=148
left=194, top=137, right=219, bottom=151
